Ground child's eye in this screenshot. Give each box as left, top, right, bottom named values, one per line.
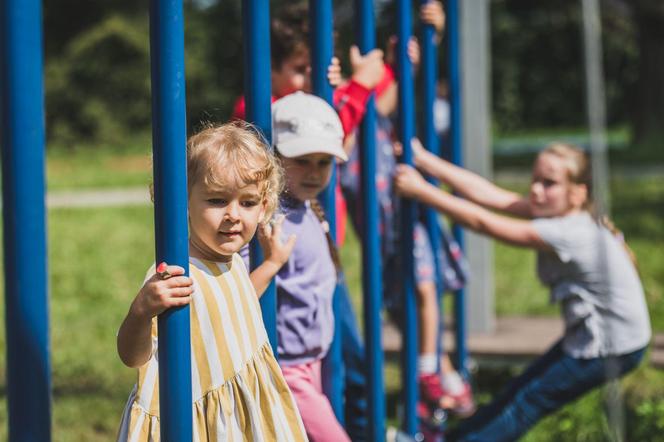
left=207, top=198, right=227, bottom=205
left=241, top=200, right=259, bottom=208
left=319, top=159, right=333, bottom=167
left=295, top=159, right=309, bottom=166
left=542, top=179, right=557, bottom=188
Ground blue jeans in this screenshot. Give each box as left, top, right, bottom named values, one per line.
left=448, top=341, right=646, bottom=442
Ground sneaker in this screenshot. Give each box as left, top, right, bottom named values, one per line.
left=420, top=373, right=476, bottom=418
left=418, top=373, right=447, bottom=410
left=440, top=380, right=476, bottom=418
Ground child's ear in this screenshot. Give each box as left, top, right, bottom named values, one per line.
left=258, top=199, right=269, bottom=224
left=571, top=183, right=589, bottom=208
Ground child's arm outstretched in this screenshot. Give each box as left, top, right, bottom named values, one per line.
left=250, top=215, right=297, bottom=297
left=117, top=264, right=194, bottom=368
left=411, top=143, right=531, bottom=218
left=394, top=164, right=550, bottom=250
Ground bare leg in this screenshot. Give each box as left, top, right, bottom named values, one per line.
left=416, top=281, right=439, bottom=356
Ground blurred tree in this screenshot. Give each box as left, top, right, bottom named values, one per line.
left=630, top=0, right=664, bottom=147
left=43, top=0, right=149, bottom=56
left=46, top=15, right=151, bottom=145
left=491, top=0, right=599, bottom=133
left=187, top=0, right=243, bottom=129
left=39, top=0, right=658, bottom=150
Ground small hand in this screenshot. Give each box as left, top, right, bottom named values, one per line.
left=393, top=137, right=426, bottom=164
left=410, top=137, right=426, bottom=166
left=349, top=45, right=385, bottom=90
left=408, top=37, right=421, bottom=70
left=327, top=56, right=343, bottom=88
left=386, top=36, right=420, bottom=71
left=394, top=164, right=429, bottom=199
left=420, top=1, right=446, bottom=37
left=132, top=264, right=193, bottom=319
left=258, top=215, right=297, bottom=269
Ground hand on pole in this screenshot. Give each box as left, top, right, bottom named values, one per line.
left=349, top=45, right=385, bottom=90
left=386, top=35, right=420, bottom=72
left=393, top=137, right=426, bottom=166
left=420, top=0, right=446, bottom=41
left=327, top=56, right=343, bottom=88
left=393, top=164, right=430, bottom=200
left=132, top=264, right=193, bottom=319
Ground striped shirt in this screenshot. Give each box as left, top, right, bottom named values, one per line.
left=117, top=254, right=307, bottom=441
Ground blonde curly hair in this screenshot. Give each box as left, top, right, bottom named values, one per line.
left=186, top=121, right=283, bottom=222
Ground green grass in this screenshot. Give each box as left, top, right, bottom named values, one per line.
left=0, top=206, right=155, bottom=440
left=0, top=158, right=662, bottom=439
left=46, top=137, right=152, bottom=191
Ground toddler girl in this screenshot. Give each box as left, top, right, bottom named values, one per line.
left=249, top=92, right=352, bottom=442
left=394, top=142, right=651, bottom=441
left=116, top=122, right=307, bottom=441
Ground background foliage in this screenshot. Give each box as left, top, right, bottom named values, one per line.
left=41, top=0, right=664, bottom=149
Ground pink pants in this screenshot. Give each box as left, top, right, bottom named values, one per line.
left=281, top=360, right=350, bottom=442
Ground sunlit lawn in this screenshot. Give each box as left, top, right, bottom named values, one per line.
left=0, top=148, right=662, bottom=439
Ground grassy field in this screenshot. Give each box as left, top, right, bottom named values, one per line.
left=0, top=147, right=662, bottom=440
left=46, top=139, right=152, bottom=191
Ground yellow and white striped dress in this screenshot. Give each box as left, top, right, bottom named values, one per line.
left=117, top=254, right=307, bottom=442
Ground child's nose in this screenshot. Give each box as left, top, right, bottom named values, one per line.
left=306, top=168, right=320, bottom=179
left=225, top=202, right=240, bottom=220
left=530, top=182, right=543, bottom=197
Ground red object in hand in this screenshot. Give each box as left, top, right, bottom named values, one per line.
left=156, top=262, right=168, bottom=273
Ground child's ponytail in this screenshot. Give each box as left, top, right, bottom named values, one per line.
left=598, top=215, right=638, bottom=269
left=309, top=199, right=343, bottom=274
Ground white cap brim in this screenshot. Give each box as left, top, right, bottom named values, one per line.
left=276, top=137, right=348, bottom=162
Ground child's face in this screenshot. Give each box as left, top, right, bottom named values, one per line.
left=282, top=153, right=334, bottom=201
left=272, top=50, right=311, bottom=97
left=188, top=175, right=266, bottom=261
left=529, top=153, right=586, bottom=218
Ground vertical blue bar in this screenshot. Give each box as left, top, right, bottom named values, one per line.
left=446, top=0, right=468, bottom=378
left=242, top=0, right=278, bottom=349
left=419, top=0, right=446, bottom=362
left=310, top=0, right=345, bottom=423
left=354, top=0, right=386, bottom=439
left=1, top=0, right=52, bottom=440
left=396, top=0, right=418, bottom=435
left=149, top=1, right=193, bottom=440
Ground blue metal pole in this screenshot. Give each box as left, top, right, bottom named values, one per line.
left=419, top=0, right=446, bottom=365
left=242, top=0, right=278, bottom=349
left=310, top=0, right=345, bottom=423
left=446, top=0, right=468, bottom=378
left=1, top=0, right=51, bottom=439
left=149, top=0, right=193, bottom=440
left=396, top=0, right=418, bottom=435
left=354, top=0, right=386, bottom=439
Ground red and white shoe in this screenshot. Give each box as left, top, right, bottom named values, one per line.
left=440, top=379, right=476, bottom=418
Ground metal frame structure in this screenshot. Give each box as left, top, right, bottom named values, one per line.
left=1, top=1, right=482, bottom=440
left=1, top=0, right=51, bottom=440
left=395, top=0, right=419, bottom=435
left=446, top=0, right=469, bottom=378
left=242, top=0, right=279, bottom=350
left=310, top=0, right=346, bottom=422
left=148, top=0, right=193, bottom=439
left=354, top=0, right=387, bottom=439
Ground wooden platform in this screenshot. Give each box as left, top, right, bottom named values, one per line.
left=382, top=316, right=664, bottom=369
